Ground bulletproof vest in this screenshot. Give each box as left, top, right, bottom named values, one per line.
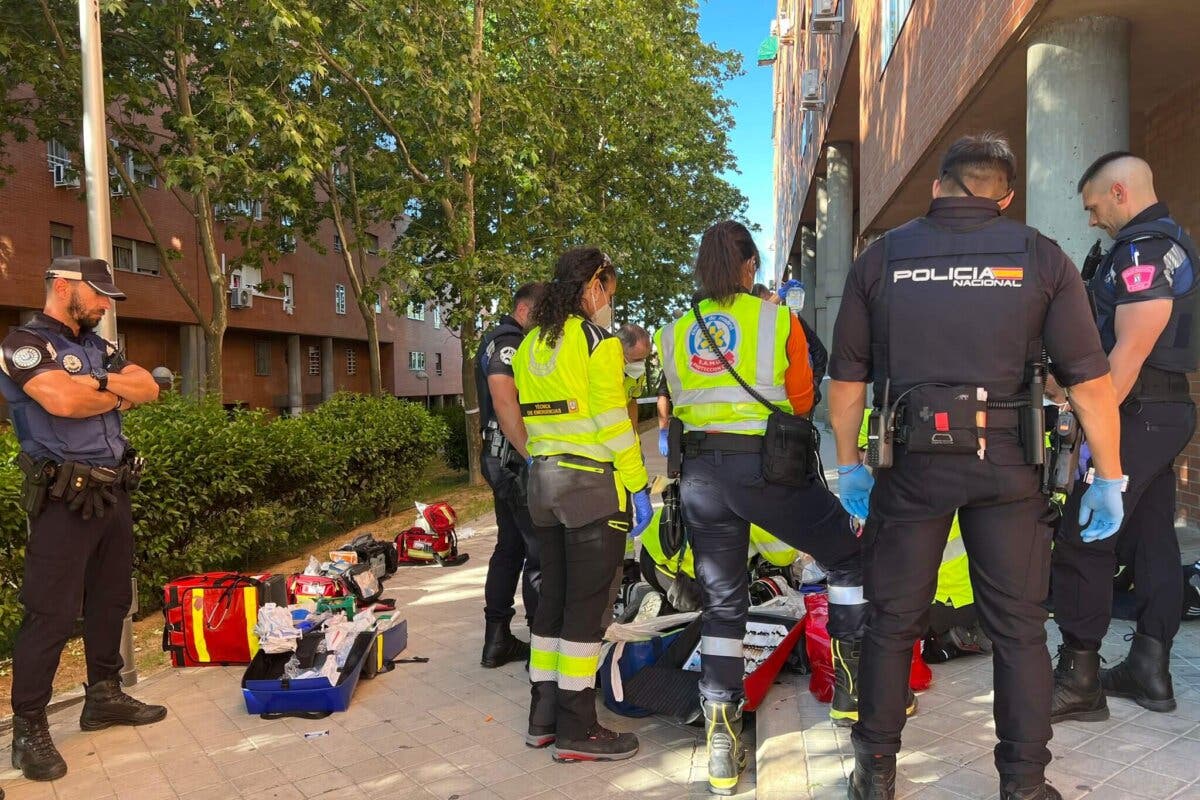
left=1089, top=217, right=1200, bottom=374
left=0, top=320, right=127, bottom=466
left=473, top=316, right=525, bottom=432
left=872, top=217, right=1042, bottom=402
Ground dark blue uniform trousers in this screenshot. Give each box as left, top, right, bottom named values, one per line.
left=680, top=450, right=864, bottom=703
left=481, top=452, right=541, bottom=626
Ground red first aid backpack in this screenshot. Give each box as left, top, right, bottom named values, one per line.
left=394, top=501, right=469, bottom=567
left=162, top=572, right=286, bottom=667
left=287, top=573, right=348, bottom=604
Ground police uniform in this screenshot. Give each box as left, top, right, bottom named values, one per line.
left=513, top=314, right=645, bottom=759
left=829, top=197, right=1110, bottom=786
left=1051, top=202, right=1198, bottom=708
left=475, top=314, right=541, bottom=648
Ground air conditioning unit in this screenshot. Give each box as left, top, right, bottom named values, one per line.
left=812, top=0, right=843, bottom=34
left=800, top=70, right=826, bottom=109
left=230, top=288, right=253, bottom=309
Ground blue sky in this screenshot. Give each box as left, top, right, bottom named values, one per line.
left=698, top=0, right=778, bottom=282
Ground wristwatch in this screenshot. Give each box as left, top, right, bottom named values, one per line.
left=91, top=368, right=108, bottom=392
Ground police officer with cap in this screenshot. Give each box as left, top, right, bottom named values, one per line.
left=1049, top=152, right=1199, bottom=721
left=476, top=281, right=545, bottom=668
left=827, top=133, right=1124, bottom=800
left=0, top=257, right=165, bottom=781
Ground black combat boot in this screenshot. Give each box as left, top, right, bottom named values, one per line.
left=1000, top=778, right=1063, bottom=799
left=1050, top=645, right=1108, bottom=724
left=79, top=679, right=168, bottom=731
left=12, top=711, right=67, bottom=781
left=702, top=699, right=747, bottom=795
left=847, top=754, right=896, bottom=800
left=831, top=637, right=916, bottom=727
left=551, top=724, right=639, bottom=763
left=480, top=619, right=530, bottom=668
left=1100, top=632, right=1176, bottom=712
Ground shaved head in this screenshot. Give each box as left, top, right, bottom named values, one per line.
left=1078, top=151, right=1159, bottom=237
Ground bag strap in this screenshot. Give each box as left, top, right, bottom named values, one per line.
left=690, top=299, right=784, bottom=416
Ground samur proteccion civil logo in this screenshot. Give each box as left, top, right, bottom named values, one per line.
left=686, top=313, right=738, bottom=374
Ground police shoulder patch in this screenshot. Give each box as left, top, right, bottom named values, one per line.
left=11, top=346, right=42, bottom=370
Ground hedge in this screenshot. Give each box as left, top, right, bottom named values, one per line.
left=0, top=392, right=446, bottom=655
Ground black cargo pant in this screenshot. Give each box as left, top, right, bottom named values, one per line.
left=12, top=489, right=134, bottom=716
left=853, top=447, right=1056, bottom=781
left=481, top=451, right=541, bottom=626
left=1052, top=400, right=1196, bottom=650
left=526, top=456, right=630, bottom=739
left=680, top=448, right=864, bottom=703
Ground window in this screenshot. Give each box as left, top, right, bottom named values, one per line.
left=214, top=199, right=262, bottom=220
left=435, top=352, right=443, bottom=376
left=282, top=273, right=294, bottom=312
left=47, top=140, right=78, bottom=187
left=308, top=345, right=321, bottom=376
left=407, top=302, right=425, bottom=321
left=279, top=215, right=296, bottom=253
left=374, top=291, right=384, bottom=315
left=346, top=347, right=358, bottom=376
left=334, top=284, right=346, bottom=315
left=881, top=0, right=914, bottom=71
left=254, top=341, right=271, bottom=376
left=433, top=305, right=441, bottom=329
left=333, top=234, right=343, bottom=254
left=365, top=233, right=380, bottom=255
left=50, top=223, right=73, bottom=258
left=111, top=236, right=160, bottom=275
left=408, top=351, right=426, bottom=371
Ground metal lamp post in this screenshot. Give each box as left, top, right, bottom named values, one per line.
left=415, top=369, right=430, bottom=409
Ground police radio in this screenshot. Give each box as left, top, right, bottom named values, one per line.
left=866, top=379, right=894, bottom=469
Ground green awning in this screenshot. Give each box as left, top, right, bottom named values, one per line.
left=757, top=35, right=778, bottom=66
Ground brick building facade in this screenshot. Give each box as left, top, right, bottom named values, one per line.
left=1, top=136, right=463, bottom=412
left=769, top=0, right=1200, bottom=523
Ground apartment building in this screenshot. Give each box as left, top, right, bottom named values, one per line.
left=1, top=136, right=462, bottom=412
left=769, top=0, right=1200, bottom=522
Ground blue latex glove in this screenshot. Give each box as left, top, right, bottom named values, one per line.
left=837, top=463, right=875, bottom=520
left=778, top=279, right=803, bottom=301
left=630, top=489, right=654, bottom=538
left=658, top=428, right=670, bottom=457
left=1076, top=442, right=1091, bottom=480
left=1079, top=476, right=1125, bottom=542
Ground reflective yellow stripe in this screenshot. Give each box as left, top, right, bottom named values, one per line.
left=613, top=472, right=627, bottom=513
left=558, top=651, right=600, bottom=678
left=376, top=634, right=384, bottom=672
left=244, top=587, right=260, bottom=658
left=190, top=594, right=210, bottom=663
left=556, top=460, right=605, bottom=474
left=530, top=648, right=559, bottom=673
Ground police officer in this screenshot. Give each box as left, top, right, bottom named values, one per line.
left=1049, top=152, right=1199, bottom=721
left=0, top=257, right=165, bottom=782
left=476, top=282, right=545, bottom=668
left=827, top=134, right=1124, bottom=800
left=656, top=220, right=867, bottom=796
left=513, top=248, right=654, bottom=763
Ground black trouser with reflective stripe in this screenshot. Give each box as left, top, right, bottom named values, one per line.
left=680, top=449, right=864, bottom=703
left=481, top=452, right=541, bottom=626
left=1052, top=400, right=1196, bottom=650
left=12, top=489, right=133, bottom=716
left=854, top=449, right=1055, bottom=781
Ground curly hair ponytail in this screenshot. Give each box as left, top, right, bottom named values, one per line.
left=532, top=247, right=614, bottom=347
left=695, top=220, right=759, bottom=305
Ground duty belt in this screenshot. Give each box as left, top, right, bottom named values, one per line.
left=680, top=431, right=761, bottom=456
left=16, top=453, right=143, bottom=490
left=1128, top=366, right=1191, bottom=403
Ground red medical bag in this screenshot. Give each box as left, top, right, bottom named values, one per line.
left=287, top=573, right=348, bottom=604
left=394, top=501, right=469, bottom=566
left=162, top=572, right=286, bottom=667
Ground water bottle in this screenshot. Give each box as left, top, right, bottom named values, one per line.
left=785, top=281, right=805, bottom=315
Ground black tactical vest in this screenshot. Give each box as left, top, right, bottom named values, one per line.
left=1089, top=217, right=1200, bottom=375
left=474, top=316, right=525, bottom=433
left=872, top=216, right=1043, bottom=403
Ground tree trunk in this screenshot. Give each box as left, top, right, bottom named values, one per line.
left=360, top=300, right=383, bottom=397
left=461, top=337, right=483, bottom=486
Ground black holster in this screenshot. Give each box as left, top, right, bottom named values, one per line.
left=666, top=417, right=683, bottom=479
left=16, top=452, right=57, bottom=520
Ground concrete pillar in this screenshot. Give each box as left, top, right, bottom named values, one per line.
left=813, top=178, right=828, bottom=351
left=320, top=337, right=334, bottom=401
left=1027, top=16, right=1129, bottom=263
left=179, top=325, right=206, bottom=399
left=287, top=334, right=303, bottom=416
left=817, top=142, right=854, bottom=350
left=799, top=225, right=817, bottom=328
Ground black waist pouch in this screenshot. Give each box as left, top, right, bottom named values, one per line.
left=761, top=412, right=816, bottom=487
left=901, top=385, right=983, bottom=456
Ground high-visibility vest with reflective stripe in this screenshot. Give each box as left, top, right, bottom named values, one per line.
left=514, top=316, right=648, bottom=492
left=641, top=509, right=795, bottom=579
left=655, top=294, right=791, bottom=434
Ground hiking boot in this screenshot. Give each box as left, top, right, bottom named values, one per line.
left=525, top=723, right=556, bottom=748
left=481, top=620, right=530, bottom=668
left=12, top=712, right=67, bottom=781
left=79, top=679, right=168, bottom=730
left=632, top=589, right=663, bottom=623
left=947, top=622, right=992, bottom=655
left=1000, top=778, right=1063, bottom=799
left=1100, top=632, right=1176, bottom=713
left=831, top=638, right=916, bottom=727
left=702, top=699, right=747, bottom=795
left=551, top=724, right=638, bottom=762
left=847, top=754, right=896, bottom=800
left=1050, top=645, right=1108, bottom=724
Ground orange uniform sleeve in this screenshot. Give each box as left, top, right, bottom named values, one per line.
left=784, top=314, right=814, bottom=415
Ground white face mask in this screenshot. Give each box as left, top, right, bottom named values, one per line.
left=589, top=284, right=613, bottom=329
left=624, top=361, right=646, bottom=380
